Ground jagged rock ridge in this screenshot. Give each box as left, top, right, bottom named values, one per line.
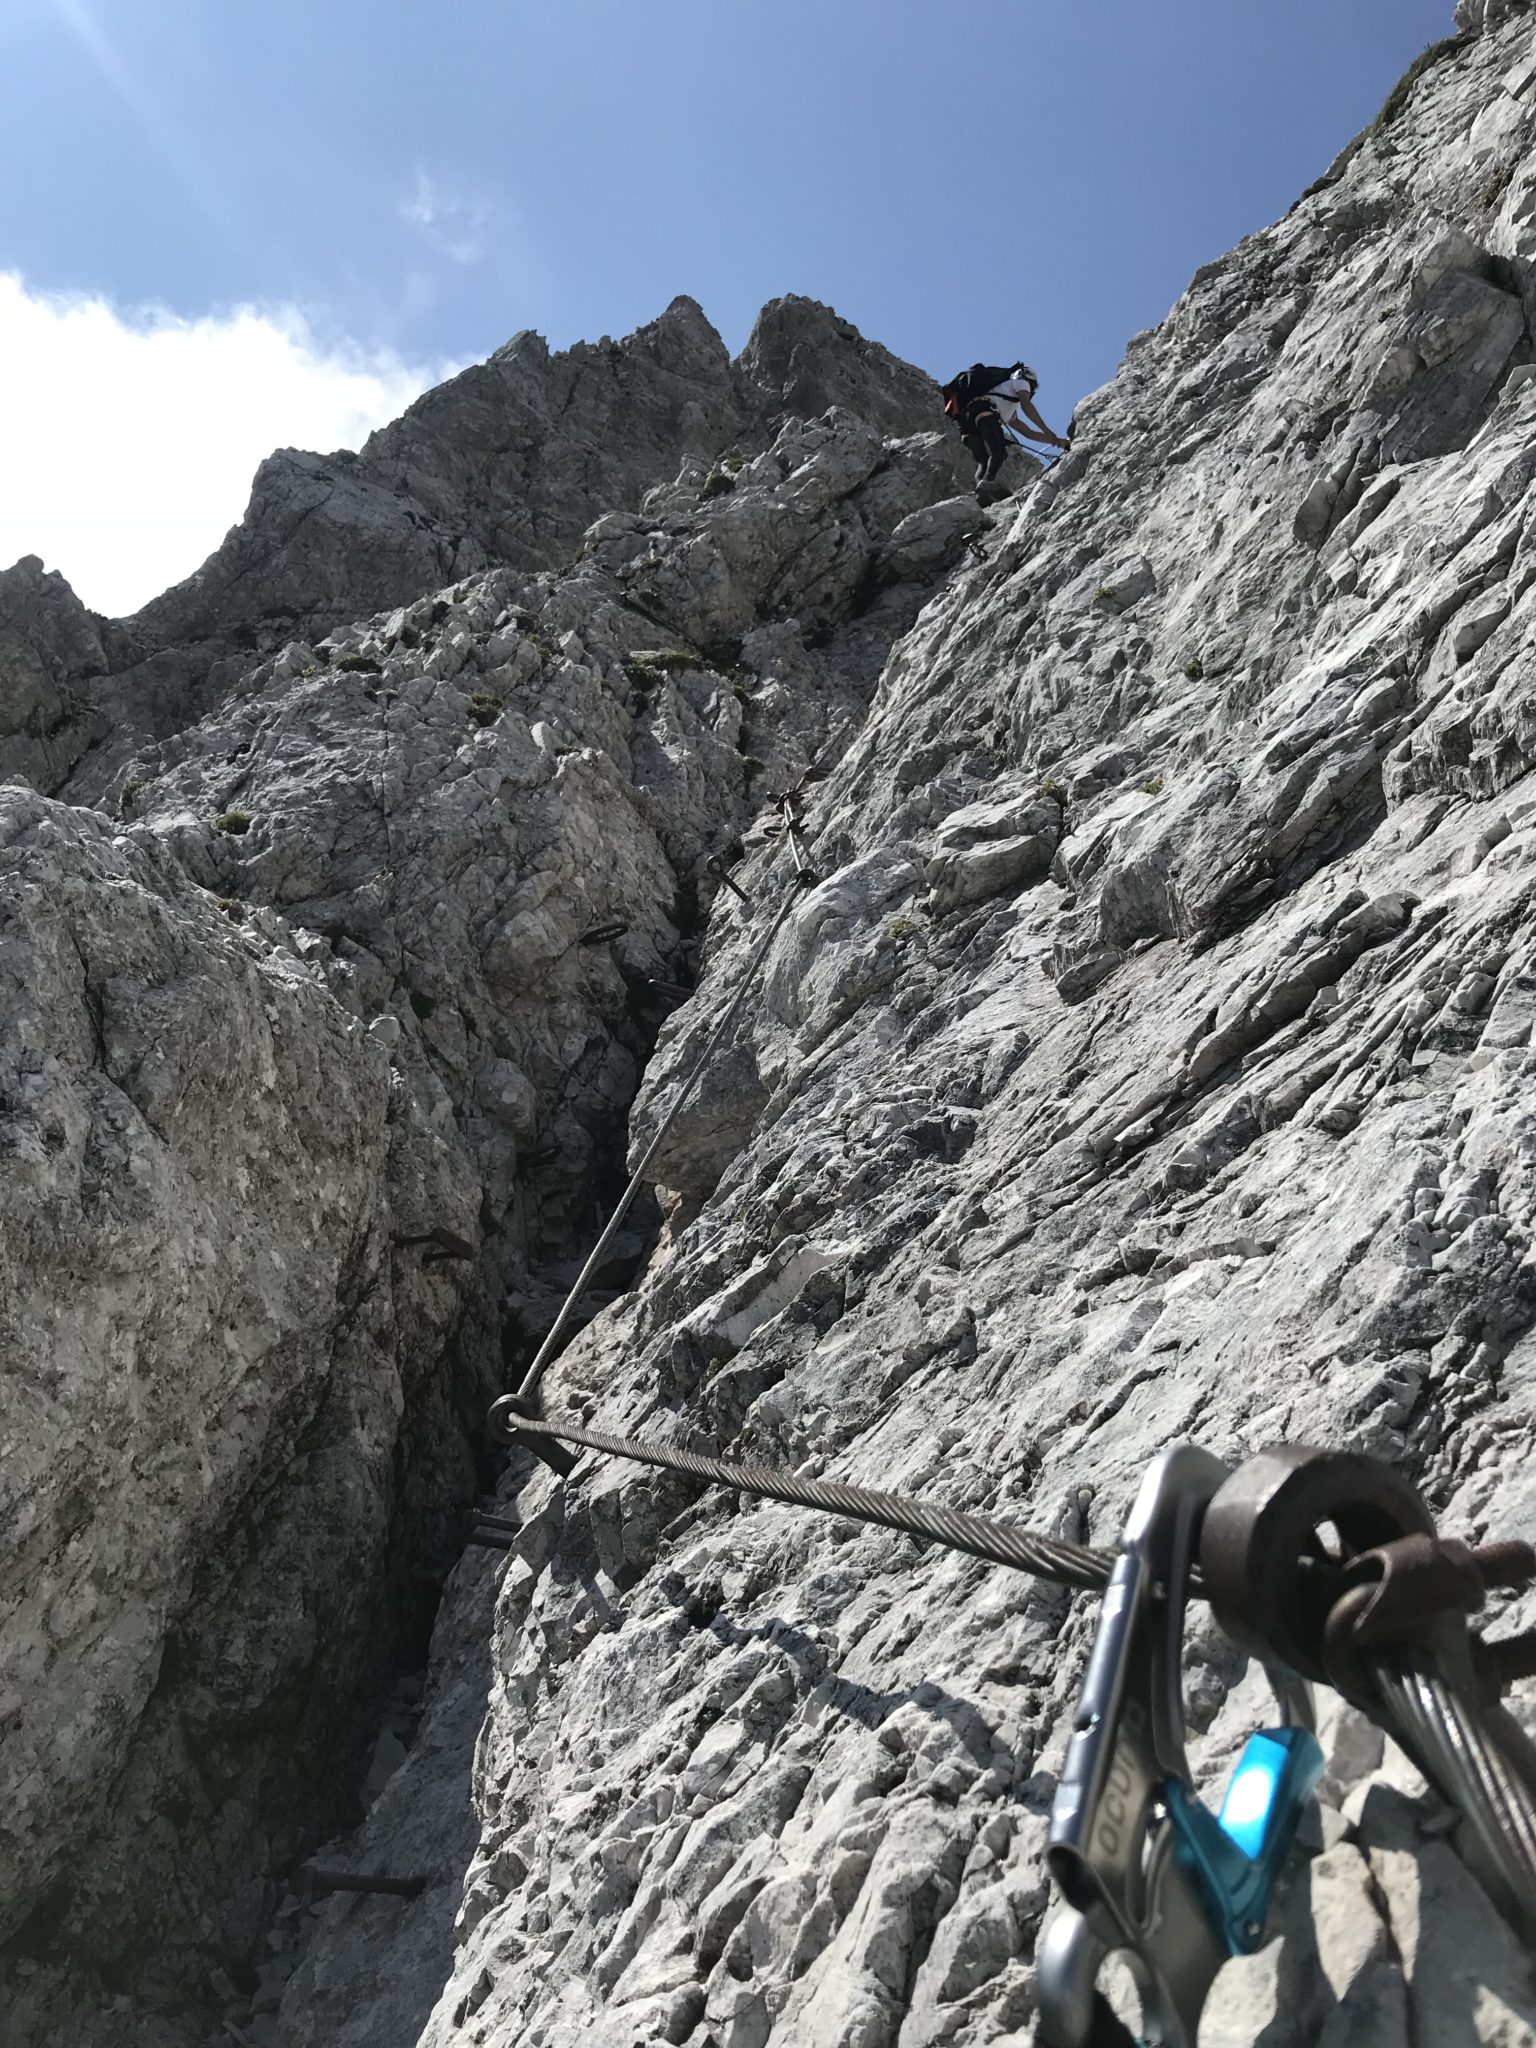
left=0, top=297, right=977, bottom=2046
left=2, top=295, right=943, bottom=810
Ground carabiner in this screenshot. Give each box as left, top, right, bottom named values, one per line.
left=1037, top=1445, right=1323, bottom=2048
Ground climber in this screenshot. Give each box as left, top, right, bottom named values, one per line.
left=941, top=361, right=1069, bottom=500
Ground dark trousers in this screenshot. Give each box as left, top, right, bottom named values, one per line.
left=961, top=408, right=1009, bottom=486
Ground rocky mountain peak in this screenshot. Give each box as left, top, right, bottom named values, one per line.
left=642, top=291, right=734, bottom=368
left=0, top=551, right=108, bottom=792
left=13, top=294, right=945, bottom=806
left=738, top=293, right=942, bottom=433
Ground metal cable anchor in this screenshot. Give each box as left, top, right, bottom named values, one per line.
left=1038, top=1445, right=1323, bottom=2048
left=1199, top=1443, right=1536, bottom=1918
left=764, top=790, right=818, bottom=888
left=705, top=852, right=754, bottom=907
left=490, top=1391, right=579, bottom=1478
left=1198, top=1439, right=1536, bottom=1711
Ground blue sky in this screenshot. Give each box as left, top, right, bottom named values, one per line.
left=2, top=0, right=1457, bottom=613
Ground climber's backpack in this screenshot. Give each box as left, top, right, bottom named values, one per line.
left=941, top=363, right=1016, bottom=422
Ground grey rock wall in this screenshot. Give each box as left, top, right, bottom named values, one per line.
left=0, top=295, right=951, bottom=809
left=8, top=14, right=1536, bottom=2048
left=0, top=556, right=109, bottom=791
left=0, top=783, right=483, bottom=2037
left=378, top=16, right=1536, bottom=2048
left=0, top=340, right=977, bottom=2043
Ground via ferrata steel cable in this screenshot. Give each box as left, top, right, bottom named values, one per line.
left=489, top=1410, right=1117, bottom=1592
left=484, top=1411, right=1536, bottom=1915
left=513, top=808, right=814, bottom=1406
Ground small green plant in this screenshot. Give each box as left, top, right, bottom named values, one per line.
left=1182, top=654, right=1205, bottom=681
left=119, top=778, right=147, bottom=817
left=336, top=653, right=382, bottom=674
left=215, top=896, right=245, bottom=921
left=469, top=692, right=501, bottom=727
left=1479, top=160, right=1517, bottom=210
left=722, top=456, right=747, bottom=474
left=1036, top=776, right=1069, bottom=804
left=626, top=648, right=697, bottom=675
left=887, top=913, right=926, bottom=941
left=214, top=811, right=253, bottom=835
left=1140, top=775, right=1166, bottom=797
left=743, top=755, right=766, bottom=780
left=300, top=663, right=322, bottom=677
left=1091, top=586, right=1113, bottom=605
left=626, top=651, right=699, bottom=690
left=705, top=1355, right=725, bottom=1378
left=700, top=470, right=736, bottom=500
left=530, top=632, right=556, bottom=662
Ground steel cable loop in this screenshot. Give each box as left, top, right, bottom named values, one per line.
left=1373, top=1656, right=1536, bottom=1915
left=503, top=1413, right=1117, bottom=1592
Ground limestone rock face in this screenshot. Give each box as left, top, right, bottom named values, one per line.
left=132, top=445, right=492, bottom=659
left=111, top=410, right=973, bottom=1298
left=0, top=296, right=958, bottom=805
left=0, top=326, right=977, bottom=2045
left=0, top=788, right=398, bottom=1942
left=0, top=556, right=109, bottom=793
left=9, top=22, right=1536, bottom=2048
left=380, top=20, right=1536, bottom=2048
left=737, top=295, right=943, bottom=436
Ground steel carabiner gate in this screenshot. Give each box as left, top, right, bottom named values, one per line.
left=1037, top=1445, right=1324, bottom=2048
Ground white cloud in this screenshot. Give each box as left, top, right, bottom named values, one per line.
left=0, top=274, right=455, bottom=617
left=399, top=168, right=490, bottom=266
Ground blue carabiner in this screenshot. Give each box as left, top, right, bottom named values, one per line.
left=1037, top=1445, right=1322, bottom=2048
left=1167, top=1723, right=1324, bottom=1957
